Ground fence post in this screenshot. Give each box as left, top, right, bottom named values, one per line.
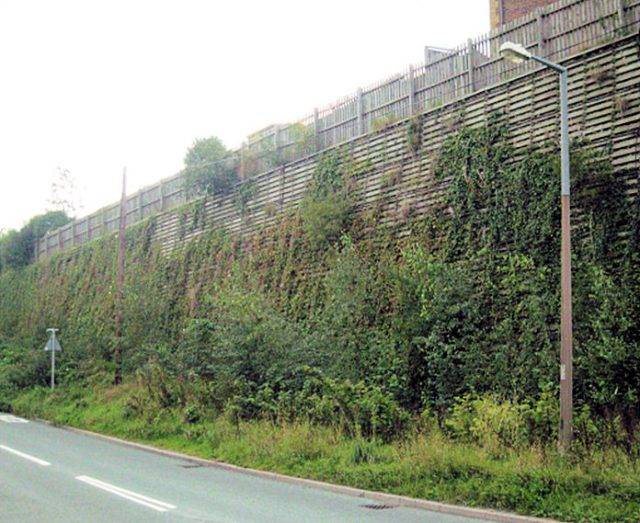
left=313, top=108, right=321, bottom=152
left=238, top=147, right=245, bottom=180
left=138, top=191, right=144, bottom=221
left=467, top=38, right=475, bottom=94
left=58, top=228, right=63, bottom=251
left=177, top=179, right=185, bottom=205
left=537, top=12, right=546, bottom=56
left=408, top=65, right=416, bottom=116
left=357, top=88, right=365, bottom=135
left=279, top=165, right=286, bottom=212
left=617, top=0, right=626, bottom=29
left=71, top=221, right=77, bottom=246
left=159, top=181, right=166, bottom=211
left=273, top=125, right=281, bottom=164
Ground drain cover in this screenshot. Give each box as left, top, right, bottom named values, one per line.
left=362, top=503, right=396, bottom=510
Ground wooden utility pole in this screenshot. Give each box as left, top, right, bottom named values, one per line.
left=114, top=167, right=127, bottom=386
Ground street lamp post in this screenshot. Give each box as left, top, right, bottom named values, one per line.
left=499, top=42, right=573, bottom=452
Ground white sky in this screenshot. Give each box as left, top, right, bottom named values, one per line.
left=0, top=1, right=489, bottom=231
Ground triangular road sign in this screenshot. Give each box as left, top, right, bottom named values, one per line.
left=44, top=337, right=62, bottom=352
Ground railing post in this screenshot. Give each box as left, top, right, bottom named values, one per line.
left=408, top=65, right=416, bottom=116
left=313, top=108, right=321, bottom=152
left=273, top=125, right=281, bottom=165
left=177, top=179, right=185, bottom=205
left=617, top=0, right=626, bottom=29
left=467, top=38, right=475, bottom=94
left=58, top=228, right=63, bottom=251
left=138, top=191, right=144, bottom=221
left=238, top=147, right=245, bottom=180
left=537, top=12, right=546, bottom=56
left=71, top=221, right=77, bottom=246
left=279, top=165, right=286, bottom=212
left=357, top=88, right=365, bottom=135
left=159, top=181, right=166, bottom=211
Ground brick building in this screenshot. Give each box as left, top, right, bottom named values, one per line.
left=490, top=0, right=558, bottom=27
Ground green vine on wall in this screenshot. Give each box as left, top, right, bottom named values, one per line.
left=234, top=180, right=257, bottom=217
left=298, top=152, right=354, bottom=249
left=1, top=118, right=638, bottom=440
left=406, top=115, right=423, bottom=155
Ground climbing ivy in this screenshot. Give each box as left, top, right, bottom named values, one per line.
left=1, top=118, right=638, bottom=441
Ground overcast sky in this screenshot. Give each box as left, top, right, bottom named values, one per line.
left=0, top=1, right=489, bottom=231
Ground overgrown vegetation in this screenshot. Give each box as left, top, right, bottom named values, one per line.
left=0, top=210, right=71, bottom=270
left=182, top=136, right=238, bottom=198
left=298, top=154, right=353, bottom=247
left=11, top=383, right=640, bottom=522
left=1, top=119, right=639, bottom=521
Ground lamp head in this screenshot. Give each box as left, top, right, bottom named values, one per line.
left=500, top=42, right=532, bottom=64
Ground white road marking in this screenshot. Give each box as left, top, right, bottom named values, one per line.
left=76, top=476, right=176, bottom=512
left=0, top=445, right=51, bottom=466
left=0, top=414, right=29, bottom=423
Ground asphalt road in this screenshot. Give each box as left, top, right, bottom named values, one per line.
left=0, top=413, right=486, bottom=523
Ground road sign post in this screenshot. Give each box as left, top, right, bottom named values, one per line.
left=44, top=328, right=62, bottom=390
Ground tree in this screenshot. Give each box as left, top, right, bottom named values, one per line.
left=183, top=137, right=237, bottom=197
left=27, top=211, right=71, bottom=239
left=0, top=230, right=30, bottom=270
left=48, top=166, right=82, bottom=217
left=0, top=211, right=71, bottom=271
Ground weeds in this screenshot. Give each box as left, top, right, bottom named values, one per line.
left=10, top=383, right=640, bottom=522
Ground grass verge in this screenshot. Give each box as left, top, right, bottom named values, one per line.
left=10, top=384, right=640, bottom=523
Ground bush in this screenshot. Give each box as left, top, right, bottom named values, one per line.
left=445, top=394, right=564, bottom=452
left=446, top=395, right=529, bottom=453
left=299, top=194, right=352, bottom=248
left=227, top=367, right=410, bottom=442
left=299, top=153, right=353, bottom=248
left=0, top=341, right=50, bottom=410
left=182, top=284, right=315, bottom=386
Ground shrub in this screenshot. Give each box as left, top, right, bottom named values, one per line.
left=446, top=395, right=528, bottom=453
left=0, top=341, right=50, bottom=410
left=299, top=195, right=352, bottom=248
left=227, top=367, right=409, bottom=442
left=299, top=153, right=353, bottom=248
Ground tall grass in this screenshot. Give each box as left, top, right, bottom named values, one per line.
left=11, top=383, right=640, bottom=523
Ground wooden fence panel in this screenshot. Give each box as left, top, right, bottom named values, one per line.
left=35, top=0, right=640, bottom=260
left=145, top=36, right=640, bottom=255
